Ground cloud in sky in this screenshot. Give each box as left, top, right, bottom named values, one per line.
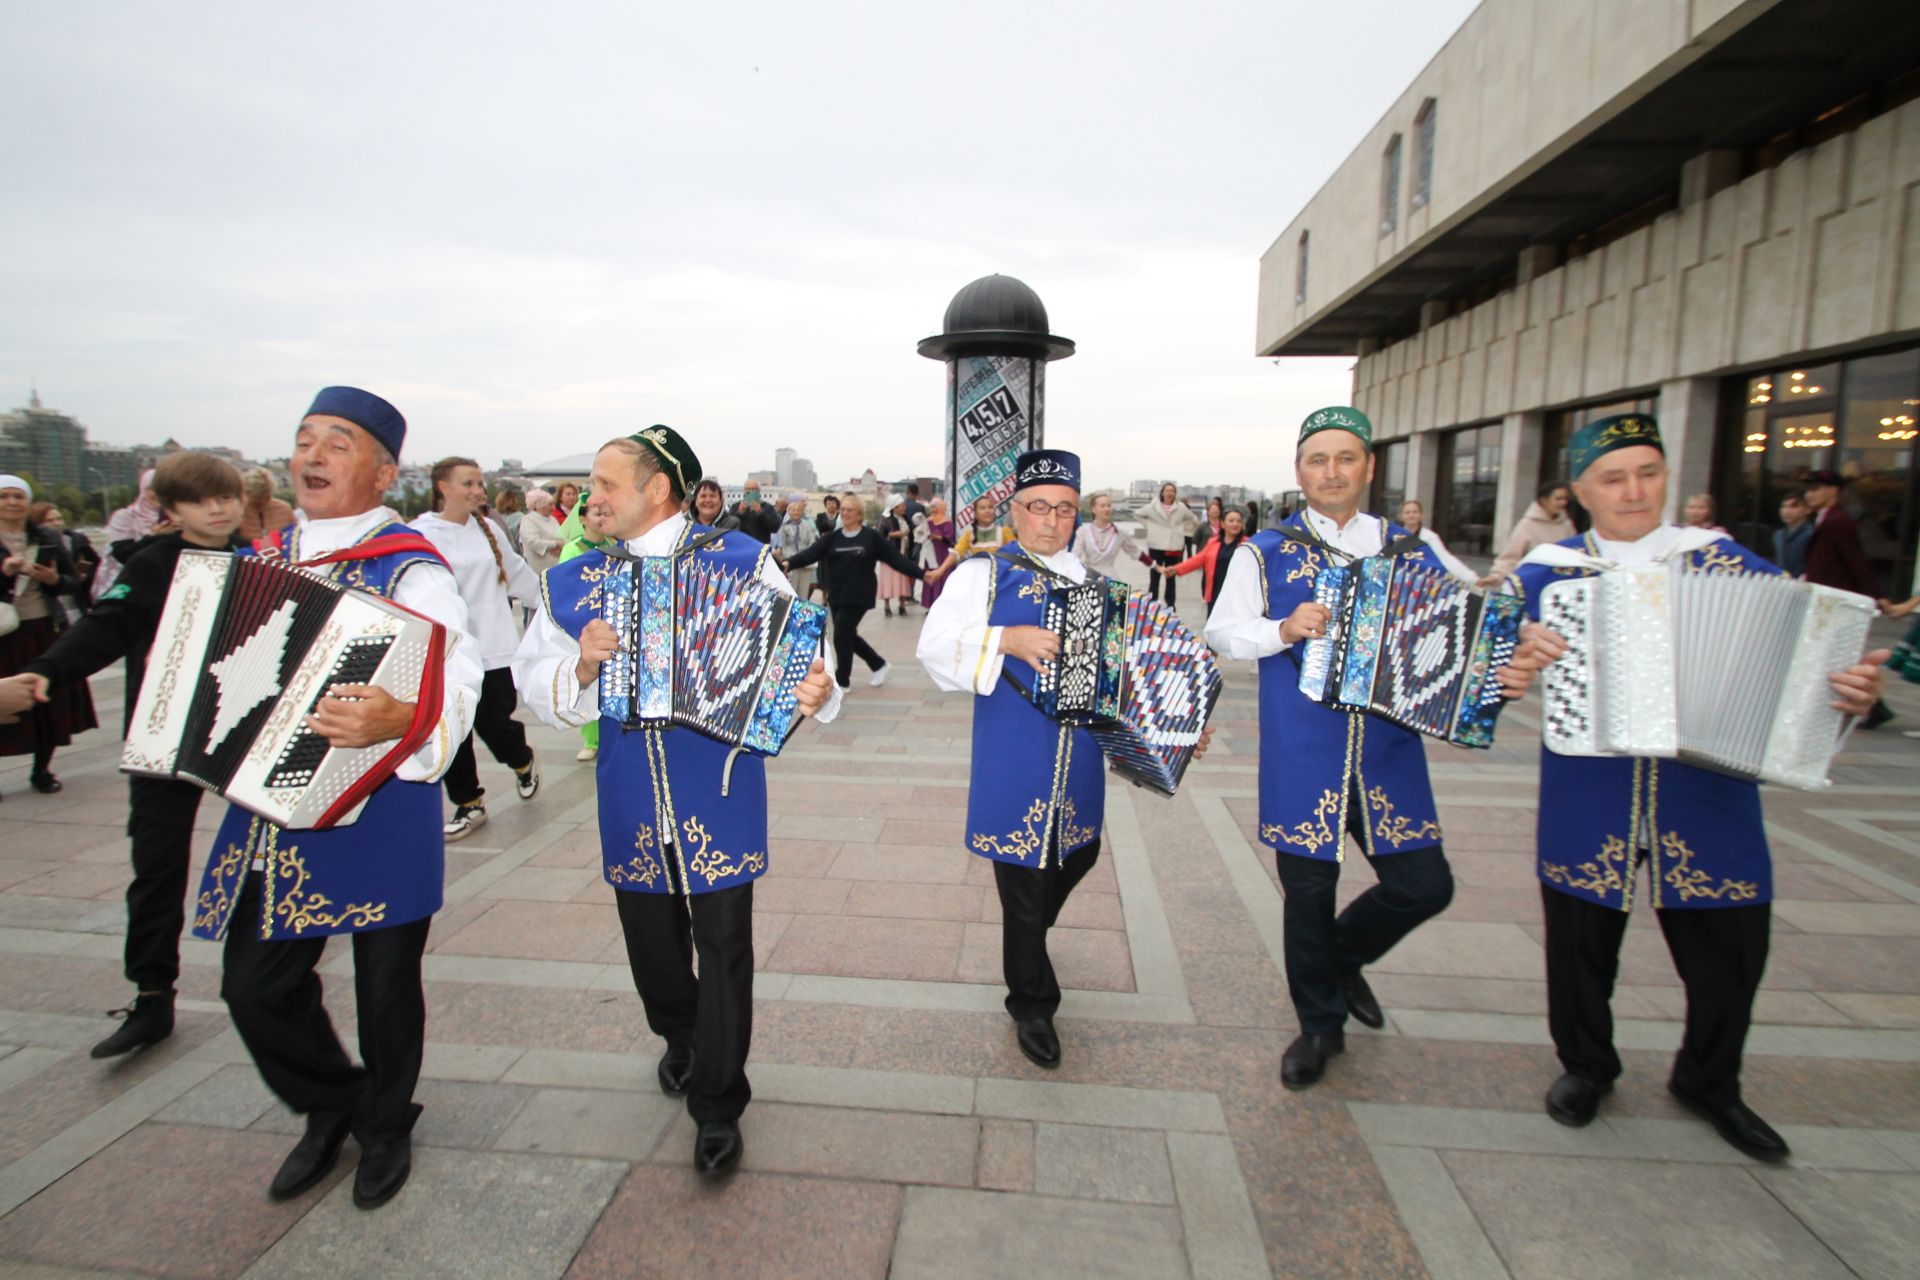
left=0, top=0, right=1476, bottom=493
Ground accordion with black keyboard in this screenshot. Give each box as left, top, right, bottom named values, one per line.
left=1298, top=555, right=1523, bottom=747
left=1539, top=562, right=1873, bottom=789
left=121, top=550, right=446, bottom=829
left=597, top=552, right=827, bottom=757
left=1014, top=576, right=1221, bottom=796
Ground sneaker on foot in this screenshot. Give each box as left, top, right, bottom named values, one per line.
left=869, top=663, right=891, bottom=688
left=445, top=802, right=488, bottom=841
left=514, top=751, right=540, bottom=801
left=575, top=746, right=598, bottom=762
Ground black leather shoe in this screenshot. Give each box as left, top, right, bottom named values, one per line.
left=1015, top=1017, right=1061, bottom=1069
left=1669, top=1084, right=1790, bottom=1161
left=694, top=1119, right=743, bottom=1176
left=1280, top=1031, right=1345, bottom=1090
left=353, top=1135, right=412, bottom=1209
left=1341, top=970, right=1384, bottom=1030
left=269, top=1112, right=351, bottom=1201
left=657, top=1044, right=694, bottom=1096
left=1545, top=1073, right=1611, bottom=1127
left=29, top=772, right=61, bottom=794
left=90, top=991, right=175, bottom=1059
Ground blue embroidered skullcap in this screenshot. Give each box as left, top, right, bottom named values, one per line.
left=1013, top=448, right=1081, bottom=493
left=1569, top=413, right=1662, bottom=478
left=305, top=386, right=407, bottom=460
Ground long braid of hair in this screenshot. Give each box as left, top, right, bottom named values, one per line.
left=473, top=512, right=508, bottom=585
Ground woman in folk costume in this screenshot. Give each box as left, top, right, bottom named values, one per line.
left=925, top=493, right=1014, bottom=585
left=513, top=426, right=838, bottom=1177
left=920, top=497, right=956, bottom=609
left=1504, top=414, right=1886, bottom=1160
left=414, top=457, right=545, bottom=841
left=1207, top=406, right=1540, bottom=1090
left=918, top=449, right=1212, bottom=1070
left=194, top=387, right=484, bottom=1209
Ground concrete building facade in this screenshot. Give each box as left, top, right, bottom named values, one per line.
left=1259, top=0, right=1920, bottom=591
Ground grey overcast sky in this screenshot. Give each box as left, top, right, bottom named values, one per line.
left=2, top=0, right=1476, bottom=493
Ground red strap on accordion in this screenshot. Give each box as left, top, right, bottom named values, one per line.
left=251, top=529, right=449, bottom=571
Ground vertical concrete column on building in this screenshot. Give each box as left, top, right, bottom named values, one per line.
left=1493, top=410, right=1545, bottom=540
left=1403, top=428, right=1441, bottom=515
left=1657, top=376, right=1720, bottom=523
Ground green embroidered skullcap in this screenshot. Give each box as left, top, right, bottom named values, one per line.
left=627, top=424, right=701, bottom=500
left=1296, top=405, right=1373, bottom=452
left=1568, top=413, right=1662, bottom=479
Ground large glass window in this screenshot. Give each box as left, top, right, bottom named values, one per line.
left=1717, top=344, right=1920, bottom=594
left=1434, top=422, right=1502, bottom=554
left=1371, top=440, right=1408, bottom=517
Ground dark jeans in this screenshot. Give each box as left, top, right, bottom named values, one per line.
left=1542, top=883, right=1769, bottom=1107
left=221, top=873, right=432, bottom=1142
left=444, top=666, right=533, bottom=806
left=123, top=775, right=203, bottom=990
left=1146, top=549, right=1181, bottom=605
left=830, top=605, right=884, bottom=688
left=993, top=840, right=1102, bottom=1022
left=1274, top=790, right=1454, bottom=1034
left=616, top=875, right=755, bottom=1123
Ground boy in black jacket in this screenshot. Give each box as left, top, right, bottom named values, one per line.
left=0, top=452, right=245, bottom=1057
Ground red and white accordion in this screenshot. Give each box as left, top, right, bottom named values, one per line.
left=121, top=550, right=446, bottom=829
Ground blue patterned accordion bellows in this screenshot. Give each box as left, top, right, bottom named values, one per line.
left=1298, top=556, right=1522, bottom=748
left=598, top=552, right=826, bottom=756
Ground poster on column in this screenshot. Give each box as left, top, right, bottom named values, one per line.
left=946, top=354, right=1043, bottom=524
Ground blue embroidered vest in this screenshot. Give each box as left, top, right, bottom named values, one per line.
left=965, top=544, right=1107, bottom=868
left=194, top=521, right=449, bottom=942
left=1510, top=534, right=1775, bottom=912
left=1244, top=515, right=1444, bottom=862
left=543, top=523, right=775, bottom=895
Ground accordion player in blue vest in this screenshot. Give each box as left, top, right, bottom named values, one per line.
left=1206, top=406, right=1540, bottom=1091
left=195, top=386, right=484, bottom=1210
left=916, top=448, right=1213, bottom=1071
left=1502, top=413, right=1887, bottom=1161
left=513, top=426, right=839, bottom=1178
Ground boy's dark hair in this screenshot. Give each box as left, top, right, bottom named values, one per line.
left=152, top=451, right=244, bottom=510
left=907, top=482, right=920, bottom=497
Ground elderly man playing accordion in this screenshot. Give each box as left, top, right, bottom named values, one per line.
left=513, top=426, right=838, bottom=1177
left=1504, top=413, right=1887, bottom=1160
left=918, top=449, right=1213, bottom=1070
left=194, top=387, right=483, bottom=1209
left=1207, top=406, right=1541, bottom=1091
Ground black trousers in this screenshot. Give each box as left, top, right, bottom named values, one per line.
left=830, top=605, right=884, bottom=688
left=444, top=666, right=533, bottom=806
left=220, top=872, right=432, bottom=1142
left=1274, top=788, right=1454, bottom=1034
left=1542, top=883, right=1769, bottom=1107
left=616, top=873, right=755, bottom=1123
left=123, top=775, right=204, bottom=991
left=994, top=840, right=1102, bottom=1022
left=1146, top=549, right=1181, bottom=605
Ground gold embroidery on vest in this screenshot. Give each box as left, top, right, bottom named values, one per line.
left=1368, top=785, right=1442, bottom=848
left=973, top=798, right=1048, bottom=863
left=1658, top=832, right=1759, bottom=902
left=1540, top=835, right=1634, bottom=902
left=1262, top=788, right=1341, bottom=856
left=608, top=822, right=667, bottom=889
left=681, top=816, right=766, bottom=886
left=260, top=827, right=388, bottom=935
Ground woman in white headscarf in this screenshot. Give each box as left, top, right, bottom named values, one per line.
left=93, top=468, right=166, bottom=600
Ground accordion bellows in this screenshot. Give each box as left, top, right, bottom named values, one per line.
left=598, top=554, right=827, bottom=756
left=1540, top=563, right=1874, bottom=790
left=122, top=551, right=445, bottom=829
left=1018, top=579, right=1222, bottom=796
left=1299, top=556, right=1524, bottom=747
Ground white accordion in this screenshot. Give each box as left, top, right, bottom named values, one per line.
left=1539, top=563, right=1874, bottom=790
left=122, top=550, right=447, bottom=829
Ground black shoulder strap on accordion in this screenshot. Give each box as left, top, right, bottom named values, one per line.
left=1284, top=517, right=1424, bottom=565
left=600, top=528, right=730, bottom=564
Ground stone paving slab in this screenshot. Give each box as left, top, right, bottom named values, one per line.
left=890, top=1186, right=1190, bottom=1280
